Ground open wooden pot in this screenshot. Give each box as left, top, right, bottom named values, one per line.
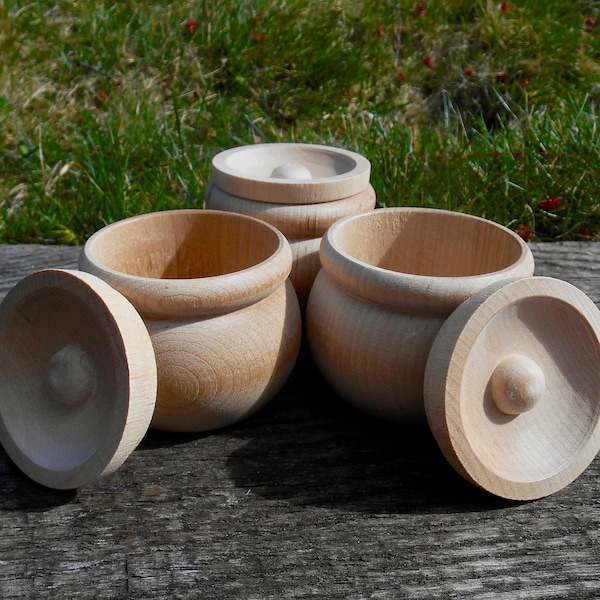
left=306, top=207, right=600, bottom=500
left=0, top=209, right=301, bottom=488
left=79, top=209, right=302, bottom=433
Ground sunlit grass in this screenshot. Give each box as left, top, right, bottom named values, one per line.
left=2, top=0, right=600, bottom=243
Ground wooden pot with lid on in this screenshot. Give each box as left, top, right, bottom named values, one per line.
left=306, top=207, right=600, bottom=500
left=204, top=142, right=377, bottom=310
left=0, top=209, right=301, bottom=489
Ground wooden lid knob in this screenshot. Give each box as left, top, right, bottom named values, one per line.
left=490, top=353, right=545, bottom=415
left=424, top=276, right=600, bottom=500
left=211, top=143, right=371, bottom=204
left=0, top=269, right=157, bottom=489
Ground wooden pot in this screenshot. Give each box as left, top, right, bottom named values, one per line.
left=79, top=209, right=302, bottom=433
left=306, top=207, right=536, bottom=423
left=205, top=143, right=376, bottom=309
left=0, top=210, right=301, bottom=488
left=307, top=207, right=600, bottom=499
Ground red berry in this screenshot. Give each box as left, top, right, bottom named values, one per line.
left=515, top=224, right=535, bottom=240
left=538, top=197, right=566, bottom=212
left=184, top=18, right=198, bottom=34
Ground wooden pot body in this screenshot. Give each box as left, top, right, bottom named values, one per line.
left=79, top=209, right=302, bottom=432
left=205, top=180, right=376, bottom=309
left=306, top=207, right=535, bottom=423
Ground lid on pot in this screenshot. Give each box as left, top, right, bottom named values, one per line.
left=424, top=276, right=600, bottom=501
left=0, top=269, right=157, bottom=489
left=211, top=143, right=371, bottom=204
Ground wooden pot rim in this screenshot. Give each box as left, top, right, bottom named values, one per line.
left=79, top=209, right=293, bottom=319
left=211, top=143, right=371, bottom=204
left=318, top=207, right=535, bottom=315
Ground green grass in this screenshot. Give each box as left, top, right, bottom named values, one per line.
left=2, top=0, right=600, bottom=243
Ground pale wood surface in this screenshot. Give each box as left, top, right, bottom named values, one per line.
left=205, top=181, right=377, bottom=237
left=0, top=269, right=157, bottom=489
left=306, top=209, right=536, bottom=425
left=205, top=181, right=377, bottom=309
left=211, top=143, right=372, bottom=203
left=79, top=210, right=294, bottom=317
left=424, top=276, right=600, bottom=500
left=1, top=242, right=600, bottom=598
left=79, top=210, right=301, bottom=433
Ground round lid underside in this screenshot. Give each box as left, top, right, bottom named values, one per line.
left=424, top=276, right=600, bottom=501
left=0, top=269, right=157, bottom=489
left=211, top=143, right=371, bottom=204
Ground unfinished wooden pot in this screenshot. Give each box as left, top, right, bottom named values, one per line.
left=0, top=209, right=301, bottom=488
left=306, top=207, right=600, bottom=499
left=306, top=207, right=536, bottom=424
left=79, top=209, right=302, bottom=433
left=205, top=143, right=376, bottom=309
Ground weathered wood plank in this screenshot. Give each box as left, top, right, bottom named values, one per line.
left=0, top=244, right=80, bottom=299
left=0, top=242, right=599, bottom=599
left=0, top=241, right=598, bottom=297
left=530, top=241, right=600, bottom=303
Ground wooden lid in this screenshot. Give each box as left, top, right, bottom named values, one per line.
left=211, top=143, right=371, bottom=204
left=0, top=269, right=157, bottom=489
left=424, top=276, right=600, bottom=500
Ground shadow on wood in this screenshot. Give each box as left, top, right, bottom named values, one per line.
left=0, top=453, right=76, bottom=511
left=224, top=360, right=514, bottom=515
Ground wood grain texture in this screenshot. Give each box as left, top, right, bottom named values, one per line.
left=205, top=181, right=377, bottom=237
left=0, top=241, right=599, bottom=598
left=205, top=171, right=377, bottom=311
left=78, top=210, right=294, bottom=318
left=78, top=210, right=302, bottom=432
left=205, top=181, right=377, bottom=310
left=0, top=269, right=157, bottom=489
left=306, top=208, right=536, bottom=424
left=424, top=276, right=600, bottom=500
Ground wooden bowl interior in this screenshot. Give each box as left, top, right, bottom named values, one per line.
left=336, top=210, right=525, bottom=277
left=0, top=286, right=119, bottom=471
left=89, top=211, right=283, bottom=279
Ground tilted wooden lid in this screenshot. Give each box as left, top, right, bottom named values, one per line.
left=211, top=143, right=371, bottom=204
left=424, top=276, right=600, bottom=500
left=0, top=269, right=157, bottom=489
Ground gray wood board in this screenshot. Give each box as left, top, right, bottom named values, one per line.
left=0, top=242, right=599, bottom=599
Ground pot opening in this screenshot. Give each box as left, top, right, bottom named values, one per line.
left=336, top=210, right=526, bottom=278
left=89, top=211, right=283, bottom=279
